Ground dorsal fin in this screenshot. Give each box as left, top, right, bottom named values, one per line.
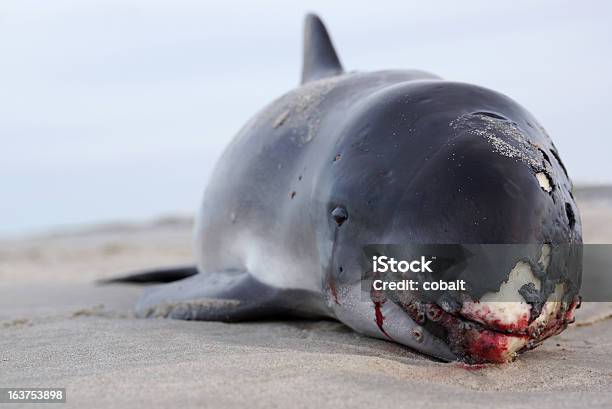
left=301, top=14, right=344, bottom=84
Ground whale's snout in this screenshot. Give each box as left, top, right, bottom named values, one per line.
left=324, top=80, right=581, bottom=364
left=405, top=295, right=579, bottom=364
left=391, top=243, right=580, bottom=364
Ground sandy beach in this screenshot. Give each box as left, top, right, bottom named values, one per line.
left=1, top=190, right=612, bottom=408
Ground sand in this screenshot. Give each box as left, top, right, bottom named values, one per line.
left=1, top=192, right=612, bottom=408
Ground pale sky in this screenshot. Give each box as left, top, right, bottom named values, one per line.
left=1, top=0, right=611, bottom=236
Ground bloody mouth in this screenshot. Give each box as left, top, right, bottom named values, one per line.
left=402, top=297, right=580, bottom=364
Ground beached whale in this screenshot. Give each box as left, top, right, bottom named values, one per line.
left=109, top=14, right=582, bottom=364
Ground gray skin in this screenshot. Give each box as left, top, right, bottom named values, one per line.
left=134, top=14, right=581, bottom=362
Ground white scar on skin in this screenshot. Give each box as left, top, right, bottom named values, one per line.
left=539, top=243, right=551, bottom=268
left=458, top=245, right=568, bottom=360
left=461, top=261, right=537, bottom=330
left=460, top=244, right=555, bottom=331
left=535, top=172, right=552, bottom=192
left=529, top=243, right=565, bottom=330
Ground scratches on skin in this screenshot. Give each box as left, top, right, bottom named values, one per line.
left=370, top=269, right=394, bottom=341
left=327, top=226, right=342, bottom=306
left=565, top=203, right=576, bottom=229
left=373, top=300, right=393, bottom=341
left=328, top=278, right=340, bottom=305
left=273, top=109, right=290, bottom=128
left=269, top=75, right=344, bottom=144
left=550, top=148, right=569, bottom=177
left=450, top=113, right=551, bottom=173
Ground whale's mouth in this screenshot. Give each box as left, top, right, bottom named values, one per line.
left=363, top=244, right=581, bottom=363
left=403, top=297, right=579, bottom=364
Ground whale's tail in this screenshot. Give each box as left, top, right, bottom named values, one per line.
left=301, top=13, right=344, bottom=84
left=98, top=265, right=198, bottom=285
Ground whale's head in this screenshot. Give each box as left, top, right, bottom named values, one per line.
left=316, top=80, right=582, bottom=363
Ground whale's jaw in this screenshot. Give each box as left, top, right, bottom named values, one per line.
left=405, top=296, right=579, bottom=364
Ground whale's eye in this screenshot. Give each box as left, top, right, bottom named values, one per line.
left=331, top=206, right=348, bottom=226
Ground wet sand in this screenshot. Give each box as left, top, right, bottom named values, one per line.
left=1, top=189, right=611, bottom=408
